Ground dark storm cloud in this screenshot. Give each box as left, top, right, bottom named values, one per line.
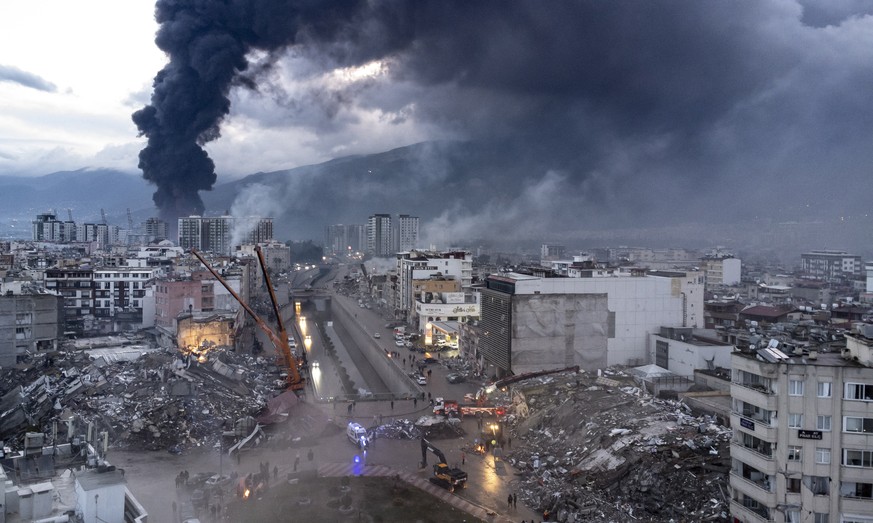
left=138, top=0, right=873, bottom=233
left=0, top=65, right=57, bottom=92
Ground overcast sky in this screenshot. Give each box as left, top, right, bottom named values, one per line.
left=2, top=1, right=873, bottom=230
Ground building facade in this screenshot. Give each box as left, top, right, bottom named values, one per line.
left=729, top=332, right=873, bottom=523
left=366, top=214, right=393, bottom=257
left=177, top=215, right=234, bottom=255
left=395, top=250, right=473, bottom=321
left=92, top=266, right=155, bottom=319
left=478, top=269, right=703, bottom=375
left=701, top=256, right=742, bottom=287
left=394, top=214, right=419, bottom=253
left=44, top=267, right=95, bottom=335
left=801, top=250, right=863, bottom=281
left=0, top=291, right=60, bottom=366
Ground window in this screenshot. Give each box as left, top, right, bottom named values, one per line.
left=788, top=445, right=802, bottom=461
left=843, top=449, right=873, bottom=468
left=817, top=381, right=832, bottom=397
left=817, top=415, right=831, bottom=431
left=845, top=382, right=873, bottom=401
left=789, top=413, right=803, bottom=428
left=808, top=476, right=829, bottom=495
left=787, top=478, right=801, bottom=493
left=789, top=379, right=804, bottom=396
left=844, top=417, right=873, bottom=434
left=816, top=447, right=831, bottom=464
left=813, top=513, right=828, bottom=523
left=841, top=482, right=873, bottom=499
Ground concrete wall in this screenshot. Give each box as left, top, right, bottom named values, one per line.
left=331, top=296, right=418, bottom=397
left=512, top=293, right=609, bottom=374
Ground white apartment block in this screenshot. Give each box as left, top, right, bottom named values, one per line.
left=93, top=266, right=156, bottom=317
left=729, top=330, right=873, bottom=523
left=701, top=256, right=742, bottom=287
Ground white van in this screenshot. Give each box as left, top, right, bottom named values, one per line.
left=347, top=422, right=369, bottom=448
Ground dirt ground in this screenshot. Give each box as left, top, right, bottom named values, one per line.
left=225, top=476, right=487, bottom=523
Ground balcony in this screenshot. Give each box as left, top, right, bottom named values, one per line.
left=731, top=383, right=778, bottom=411
left=730, top=442, right=776, bottom=475
left=730, top=499, right=772, bottom=522
left=730, top=472, right=776, bottom=506
left=841, top=496, right=873, bottom=514
left=731, top=412, right=777, bottom=441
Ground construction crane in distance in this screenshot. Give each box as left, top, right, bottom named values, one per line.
left=191, top=248, right=305, bottom=391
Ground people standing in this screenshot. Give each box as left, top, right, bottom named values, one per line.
left=513, top=493, right=517, bottom=509
left=461, top=451, right=466, bottom=465
left=390, top=400, right=394, bottom=410
left=508, top=493, right=513, bottom=508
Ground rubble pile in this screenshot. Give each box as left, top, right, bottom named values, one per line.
left=0, top=348, right=282, bottom=452
left=374, top=417, right=463, bottom=440
left=507, top=370, right=731, bottom=522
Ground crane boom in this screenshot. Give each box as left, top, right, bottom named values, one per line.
left=191, top=249, right=303, bottom=390
left=254, top=246, right=303, bottom=363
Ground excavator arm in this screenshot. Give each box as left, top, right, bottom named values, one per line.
left=191, top=249, right=303, bottom=390
left=420, top=437, right=447, bottom=467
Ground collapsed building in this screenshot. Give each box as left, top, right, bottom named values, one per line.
left=501, top=369, right=732, bottom=522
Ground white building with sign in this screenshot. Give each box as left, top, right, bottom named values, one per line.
left=413, top=293, right=480, bottom=333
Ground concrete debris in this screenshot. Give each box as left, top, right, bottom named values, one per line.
left=0, top=343, right=298, bottom=453
left=504, top=367, right=731, bottom=522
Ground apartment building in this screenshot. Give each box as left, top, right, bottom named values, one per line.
left=366, top=214, right=393, bottom=257
left=395, top=214, right=419, bottom=252
left=729, top=330, right=873, bottom=523
left=177, top=215, right=234, bottom=255
left=701, top=255, right=742, bottom=287
left=801, top=250, right=863, bottom=281
left=92, top=266, right=156, bottom=318
left=44, top=267, right=95, bottom=335
left=0, top=290, right=60, bottom=366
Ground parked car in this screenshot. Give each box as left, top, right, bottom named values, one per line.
left=395, top=340, right=405, bottom=347
left=416, top=375, right=427, bottom=385
left=446, top=373, right=466, bottom=384
left=205, top=474, right=232, bottom=489
left=373, top=332, right=381, bottom=338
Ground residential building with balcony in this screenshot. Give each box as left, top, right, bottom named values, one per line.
left=729, top=326, right=873, bottom=523
left=44, top=267, right=95, bottom=336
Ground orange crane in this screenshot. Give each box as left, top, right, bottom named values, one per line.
left=191, top=248, right=304, bottom=391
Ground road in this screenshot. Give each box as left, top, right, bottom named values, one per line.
left=111, top=262, right=542, bottom=523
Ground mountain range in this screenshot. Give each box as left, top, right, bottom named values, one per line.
left=1, top=141, right=871, bottom=259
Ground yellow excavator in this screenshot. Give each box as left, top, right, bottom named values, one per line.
left=420, top=438, right=467, bottom=492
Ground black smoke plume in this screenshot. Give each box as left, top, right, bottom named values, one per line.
left=133, top=0, right=374, bottom=221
